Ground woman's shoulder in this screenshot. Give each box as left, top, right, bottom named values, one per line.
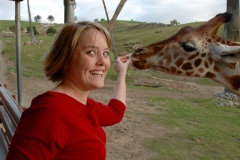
left=28, top=91, right=78, bottom=114
left=31, top=91, right=75, bottom=105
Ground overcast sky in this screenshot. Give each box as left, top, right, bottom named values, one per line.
left=0, top=0, right=226, bottom=24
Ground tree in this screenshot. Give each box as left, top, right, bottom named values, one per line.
left=170, top=19, right=180, bottom=25
left=47, top=15, right=55, bottom=23
left=34, top=15, right=42, bottom=23
left=27, top=0, right=36, bottom=42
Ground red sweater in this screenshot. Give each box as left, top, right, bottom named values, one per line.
left=6, top=91, right=126, bottom=160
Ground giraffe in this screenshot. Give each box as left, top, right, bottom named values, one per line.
left=129, top=12, right=240, bottom=97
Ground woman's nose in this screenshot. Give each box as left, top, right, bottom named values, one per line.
left=96, top=54, right=106, bottom=66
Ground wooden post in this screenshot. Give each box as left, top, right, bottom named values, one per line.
left=223, top=0, right=240, bottom=94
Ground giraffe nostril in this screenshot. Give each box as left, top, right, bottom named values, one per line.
left=135, top=48, right=144, bottom=53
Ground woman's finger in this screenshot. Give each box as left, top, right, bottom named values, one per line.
left=120, top=56, right=129, bottom=63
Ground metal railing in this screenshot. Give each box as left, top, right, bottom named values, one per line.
left=0, top=82, right=23, bottom=159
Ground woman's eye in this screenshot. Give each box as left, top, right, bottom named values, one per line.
left=87, top=50, right=95, bottom=55
left=181, top=44, right=196, bottom=52
left=103, top=52, right=109, bottom=57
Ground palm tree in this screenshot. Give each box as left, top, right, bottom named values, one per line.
left=27, top=0, right=36, bottom=42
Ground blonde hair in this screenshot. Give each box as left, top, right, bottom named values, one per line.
left=43, top=21, right=112, bottom=83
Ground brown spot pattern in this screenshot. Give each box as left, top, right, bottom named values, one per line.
left=194, top=59, right=202, bottom=67
left=176, top=58, right=184, bottom=67
left=198, top=68, right=205, bottom=73
left=213, top=66, right=220, bottom=72
left=208, top=58, right=213, bottom=65
left=176, top=70, right=182, bottom=74
left=188, top=54, right=197, bottom=60
left=227, top=63, right=236, bottom=69
left=194, top=74, right=201, bottom=77
left=182, top=62, right=193, bottom=70
left=170, top=66, right=177, bottom=73
left=226, top=75, right=240, bottom=91
left=159, top=60, right=164, bottom=65
left=173, top=53, right=178, bottom=59
left=153, top=46, right=165, bottom=54
left=186, top=71, right=194, bottom=76
left=204, top=61, right=209, bottom=68
left=165, top=54, right=172, bottom=66
left=201, top=53, right=206, bottom=57
left=205, top=72, right=216, bottom=79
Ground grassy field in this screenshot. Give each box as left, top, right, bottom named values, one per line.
left=145, top=97, right=240, bottom=159
left=0, top=20, right=239, bottom=159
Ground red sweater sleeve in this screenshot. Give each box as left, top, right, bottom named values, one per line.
left=87, top=98, right=126, bottom=126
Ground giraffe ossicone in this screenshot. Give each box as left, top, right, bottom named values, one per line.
left=129, top=12, right=240, bottom=97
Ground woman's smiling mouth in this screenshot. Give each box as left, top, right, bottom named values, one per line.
left=90, top=70, right=104, bottom=76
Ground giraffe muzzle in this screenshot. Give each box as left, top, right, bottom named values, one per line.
left=132, top=60, right=149, bottom=70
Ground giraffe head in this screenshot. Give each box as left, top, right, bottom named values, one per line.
left=130, top=12, right=240, bottom=96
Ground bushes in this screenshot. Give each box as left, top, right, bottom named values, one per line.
left=46, top=27, right=57, bottom=36
left=8, top=24, right=57, bottom=36
left=9, top=24, right=23, bottom=32
left=27, top=26, right=39, bottom=36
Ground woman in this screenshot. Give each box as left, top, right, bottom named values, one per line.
left=6, top=21, right=130, bottom=159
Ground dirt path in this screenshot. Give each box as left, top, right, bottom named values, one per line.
left=0, top=48, right=224, bottom=159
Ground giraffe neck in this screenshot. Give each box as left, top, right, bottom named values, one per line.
left=157, top=51, right=213, bottom=78
left=160, top=55, right=240, bottom=96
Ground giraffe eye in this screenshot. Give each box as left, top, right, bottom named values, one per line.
left=181, top=44, right=196, bottom=52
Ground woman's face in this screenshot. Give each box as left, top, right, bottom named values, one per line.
left=65, top=29, right=110, bottom=91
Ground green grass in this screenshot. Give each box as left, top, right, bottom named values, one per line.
left=144, top=97, right=240, bottom=160
left=0, top=20, right=29, bottom=31
left=196, top=78, right=220, bottom=86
